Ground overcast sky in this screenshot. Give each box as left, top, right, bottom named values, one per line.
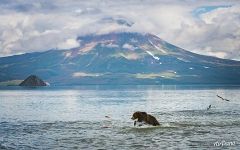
left=0, top=0, right=240, bottom=60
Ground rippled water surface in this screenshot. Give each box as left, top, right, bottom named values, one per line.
left=0, top=85, right=240, bottom=149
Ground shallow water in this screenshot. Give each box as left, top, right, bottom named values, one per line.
left=0, top=85, right=239, bottom=149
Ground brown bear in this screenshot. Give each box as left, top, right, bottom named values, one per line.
left=131, top=111, right=160, bottom=126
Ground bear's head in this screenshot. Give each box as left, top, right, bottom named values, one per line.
left=131, top=111, right=147, bottom=122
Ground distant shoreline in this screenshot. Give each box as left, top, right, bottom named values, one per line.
left=1, top=84, right=240, bottom=91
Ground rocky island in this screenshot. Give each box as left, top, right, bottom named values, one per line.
left=19, top=75, right=47, bottom=86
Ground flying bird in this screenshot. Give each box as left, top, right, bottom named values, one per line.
left=207, top=104, right=211, bottom=110
left=217, top=95, right=230, bottom=102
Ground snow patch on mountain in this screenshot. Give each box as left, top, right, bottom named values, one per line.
left=130, top=38, right=138, bottom=43
left=122, top=43, right=137, bottom=50
left=79, top=42, right=97, bottom=53
left=101, top=43, right=119, bottom=48
left=113, top=52, right=140, bottom=60
left=146, top=51, right=160, bottom=60
left=64, top=52, right=72, bottom=58
left=177, top=57, right=190, bottom=62
left=148, top=39, right=167, bottom=54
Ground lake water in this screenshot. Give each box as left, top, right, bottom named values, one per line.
left=0, top=85, right=239, bottom=149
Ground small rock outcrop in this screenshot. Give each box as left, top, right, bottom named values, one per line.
left=19, top=75, right=47, bottom=86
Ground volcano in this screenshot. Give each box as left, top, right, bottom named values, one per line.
left=0, top=32, right=240, bottom=85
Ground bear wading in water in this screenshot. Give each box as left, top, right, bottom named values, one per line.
left=131, top=111, right=160, bottom=126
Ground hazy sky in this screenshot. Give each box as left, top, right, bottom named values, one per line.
left=0, top=0, right=240, bottom=60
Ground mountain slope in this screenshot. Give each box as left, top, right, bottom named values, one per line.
left=0, top=32, right=240, bottom=85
